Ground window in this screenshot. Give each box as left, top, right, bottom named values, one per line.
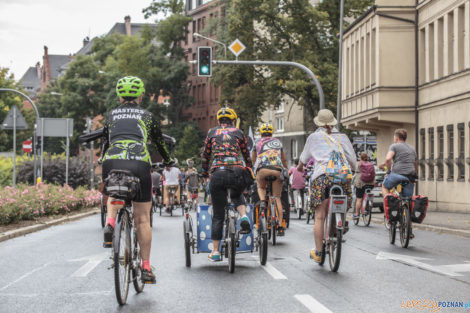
left=457, top=123, right=465, bottom=181
left=192, top=21, right=196, bottom=42
left=446, top=124, right=454, bottom=181
left=276, top=101, right=285, bottom=113
left=192, top=53, right=196, bottom=74
left=458, top=6, right=465, bottom=72
left=437, top=126, right=444, bottom=180
left=291, top=139, right=298, bottom=160
left=276, top=117, right=284, bottom=132
left=436, top=18, right=444, bottom=78
left=447, top=11, right=454, bottom=74
left=428, top=128, right=435, bottom=180
left=420, top=129, right=426, bottom=180
left=428, top=23, right=435, bottom=81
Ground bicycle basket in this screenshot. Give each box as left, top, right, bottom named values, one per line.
left=104, top=170, right=141, bottom=201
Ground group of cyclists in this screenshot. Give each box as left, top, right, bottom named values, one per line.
left=99, top=75, right=419, bottom=285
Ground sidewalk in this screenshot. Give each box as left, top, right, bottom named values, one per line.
left=370, top=210, right=470, bottom=238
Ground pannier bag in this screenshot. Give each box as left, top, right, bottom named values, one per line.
left=411, top=195, right=428, bottom=224
left=384, top=194, right=400, bottom=222
left=104, top=169, right=141, bottom=201
left=360, top=161, right=375, bottom=183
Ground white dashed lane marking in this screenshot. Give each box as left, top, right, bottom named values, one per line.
left=294, top=294, right=334, bottom=313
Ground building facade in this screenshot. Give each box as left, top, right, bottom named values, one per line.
left=259, top=96, right=309, bottom=167
left=341, top=0, right=470, bottom=212
left=182, top=0, right=223, bottom=133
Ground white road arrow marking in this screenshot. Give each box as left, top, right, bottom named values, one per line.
left=68, top=252, right=109, bottom=277
left=377, top=251, right=470, bottom=277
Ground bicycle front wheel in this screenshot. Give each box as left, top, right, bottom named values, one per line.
left=114, top=212, right=131, bottom=305
left=228, top=234, right=236, bottom=273
left=183, top=221, right=191, bottom=267
left=362, top=203, right=372, bottom=226
left=132, top=228, right=145, bottom=293
left=328, top=229, right=342, bottom=272
left=400, top=204, right=411, bottom=248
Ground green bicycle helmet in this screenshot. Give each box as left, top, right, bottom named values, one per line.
left=116, top=76, right=145, bottom=98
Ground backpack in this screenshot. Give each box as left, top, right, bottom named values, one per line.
left=320, top=133, right=352, bottom=184
left=360, top=161, right=375, bottom=183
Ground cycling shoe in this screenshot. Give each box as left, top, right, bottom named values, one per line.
left=239, top=215, right=251, bottom=234
left=141, top=268, right=156, bottom=284
left=103, top=224, right=114, bottom=248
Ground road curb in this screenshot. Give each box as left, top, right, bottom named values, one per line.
left=0, top=208, right=100, bottom=243
left=370, top=216, right=470, bottom=238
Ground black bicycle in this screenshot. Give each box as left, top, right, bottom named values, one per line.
left=388, top=182, right=412, bottom=248
left=107, top=172, right=146, bottom=305
left=100, top=194, right=107, bottom=228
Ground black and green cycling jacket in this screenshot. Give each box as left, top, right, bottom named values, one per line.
left=102, top=101, right=170, bottom=164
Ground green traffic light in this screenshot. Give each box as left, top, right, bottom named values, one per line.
left=201, top=65, right=209, bottom=74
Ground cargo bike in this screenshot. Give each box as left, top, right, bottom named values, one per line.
left=183, top=189, right=269, bottom=273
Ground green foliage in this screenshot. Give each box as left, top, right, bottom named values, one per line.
left=0, top=184, right=100, bottom=225
left=212, top=0, right=374, bottom=129
left=17, top=154, right=91, bottom=188
left=168, top=122, right=205, bottom=168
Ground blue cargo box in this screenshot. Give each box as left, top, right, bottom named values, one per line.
left=196, top=204, right=254, bottom=253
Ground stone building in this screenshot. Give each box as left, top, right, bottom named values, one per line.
left=341, top=0, right=470, bottom=212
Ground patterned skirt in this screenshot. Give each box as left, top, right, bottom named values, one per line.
left=309, top=174, right=352, bottom=208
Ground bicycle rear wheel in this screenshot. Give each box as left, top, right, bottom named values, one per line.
left=400, top=204, right=411, bottom=248
left=183, top=221, right=191, bottom=267
left=362, top=203, right=372, bottom=226
left=389, top=222, right=396, bottom=244
left=100, top=195, right=106, bottom=228
left=271, top=217, right=277, bottom=246
left=149, top=208, right=153, bottom=228
left=328, top=229, right=343, bottom=272
left=227, top=221, right=236, bottom=273
left=114, top=211, right=131, bottom=305
left=306, top=210, right=311, bottom=224
left=319, top=242, right=326, bottom=266
left=259, top=214, right=268, bottom=266
left=132, top=228, right=145, bottom=293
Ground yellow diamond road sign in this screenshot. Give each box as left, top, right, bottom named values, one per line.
left=229, top=39, right=246, bottom=57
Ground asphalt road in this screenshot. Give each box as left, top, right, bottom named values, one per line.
left=0, top=209, right=469, bottom=313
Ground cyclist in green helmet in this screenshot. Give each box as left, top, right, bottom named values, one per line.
left=101, top=76, right=172, bottom=284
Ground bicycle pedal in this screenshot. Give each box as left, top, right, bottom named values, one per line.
left=103, top=242, right=112, bottom=248
left=107, top=265, right=114, bottom=270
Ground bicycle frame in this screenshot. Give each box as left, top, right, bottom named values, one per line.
left=361, top=189, right=374, bottom=214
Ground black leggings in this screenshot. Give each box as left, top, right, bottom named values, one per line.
left=209, top=167, right=247, bottom=240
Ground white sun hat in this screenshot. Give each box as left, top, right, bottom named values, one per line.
left=314, top=109, right=337, bottom=127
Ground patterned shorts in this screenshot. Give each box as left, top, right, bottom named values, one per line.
left=310, top=174, right=352, bottom=208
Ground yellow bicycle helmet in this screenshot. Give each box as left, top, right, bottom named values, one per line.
left=216, top=107, right=237, bottom=121
left=260, top=123, right=274, bottom=135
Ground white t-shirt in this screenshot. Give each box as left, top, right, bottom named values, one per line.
left=163, top=167, right=181, bottom=185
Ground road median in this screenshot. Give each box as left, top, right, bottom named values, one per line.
left=0, top=208, right=99, bottom=243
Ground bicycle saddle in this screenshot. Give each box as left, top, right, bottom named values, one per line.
left=264, top=176, right=277, bottom=182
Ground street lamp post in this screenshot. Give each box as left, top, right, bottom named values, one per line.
left=337, top=0, right=345, bottom=130
left=0, top=88, right=41, bottom=184
left=193, top=33, right=227, bottom=59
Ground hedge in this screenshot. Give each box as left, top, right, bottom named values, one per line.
left=0, top=184, right=100, bottom=225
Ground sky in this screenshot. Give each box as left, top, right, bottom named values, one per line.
left=0, top=0, right=157, bottom=80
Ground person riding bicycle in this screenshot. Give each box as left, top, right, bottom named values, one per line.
left=252, top=123, right=288, bottom=236
left=201, top=107, right=253, bottom=262
left=162, top=163, right=182, bottom=211
left=151, top=166, right=162, bottom=197
left=101, top=76, right=172, bottom=284
left=185, top=159, right=199, bottom=203
left=378, top=129, right=418, bottom=237
left=353, top=152, right=375, bottom=219
left=297, top=109, right=356, bottom=263
left=289, top=158, right=306, bottom=215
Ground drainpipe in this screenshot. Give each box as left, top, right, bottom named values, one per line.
left=415, top=0, right=419, bottom=195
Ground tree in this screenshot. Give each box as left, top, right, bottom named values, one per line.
left=211, top=0, right=374, bottom=130
left=0, top=68, right=36, bottom=153
left=170, top=122, right=205, bottom=169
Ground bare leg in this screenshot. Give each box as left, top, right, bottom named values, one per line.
left=212, top=240, right=220, bottom=253
left=236, top=204, right=246, bottom=217
left=314, top=199, right=329, bottom=252
left=275, top=197, right=283, bottom=225
left=106, top=197, right=122, bottom=220
left=382, top=185, right=390, bottom=197
left=355, top=198, right=362, bottom=215
left=133, top=201, right=152, bottom=260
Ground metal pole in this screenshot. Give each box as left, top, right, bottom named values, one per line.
left=212, top=60, right=325, bottom=109
left=337, top=0, right=345, bottom=129
left=65, top=119, right=70, bottom=186
left=12, top=106, right=16, bottom=188
left=0, top=88, right=40, bottom=183
left=194, top=33, right=227, bottom=58
left=40, top=118, right=44, bottom=180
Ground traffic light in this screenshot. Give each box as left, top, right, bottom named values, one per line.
left=198, top=46, right=212, bottom=77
